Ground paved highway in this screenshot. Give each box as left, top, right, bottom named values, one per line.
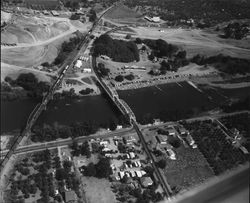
left=1, top=128, right=135, bottom=156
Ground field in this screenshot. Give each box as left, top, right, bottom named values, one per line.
left=105, top=4, right=146, bottom=24
left=81, top=176, right=116, bottom=203
left=164, top=146, right=214, bottom=190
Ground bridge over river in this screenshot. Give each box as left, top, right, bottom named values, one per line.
left=92, top=56, right=173, bottom=198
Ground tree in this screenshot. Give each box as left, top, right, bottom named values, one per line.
left=80, top=141, right=91, bottom=158
left=95, top=158, right=112, bottom=178
left=109, top=119, right=117, bottom=131
left=148, top=52, right=155, bottom=61
left=115, top=75, right=124, bottom=82
left=125, top=34, right=131, bottom=39
left=135, top=38, right=142, bottom=44
left=55, top=168, right=66, bottom=180
left=70, top=13, right=80, bottom=20
left=89, top=9, right=97, bottom=22
left=157, top=159, right=166, bottom=169
left=124, top=74, right=135, bottom=81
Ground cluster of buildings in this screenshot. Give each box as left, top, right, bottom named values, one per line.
left=74, top=55, right=92, bottom=73
left=149, top=125, right=197, bottom=160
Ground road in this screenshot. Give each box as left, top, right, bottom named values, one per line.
left=0, top=128, right=135, bottom=156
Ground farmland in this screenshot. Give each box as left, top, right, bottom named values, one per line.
left=183, top=120, right=249, bottom=175
left=219, top=112, right=250, bottom=151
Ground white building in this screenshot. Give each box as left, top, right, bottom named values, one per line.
left=83, top=68, right=91, bottom=73
left=75, top=60, right=82, bottom=68
left=151, top=17, right=160, bottom=23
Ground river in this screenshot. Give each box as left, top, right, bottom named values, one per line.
left=1, top=82, right=250, bottom=134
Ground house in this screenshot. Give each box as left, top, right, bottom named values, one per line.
left=179, top=126, right=188, bottom=135
left=166, top=127, right=176, bottom=136
left=118, top=171, right=125, bottom=179
left=63, top=190, right=77, bottom=203
left=135, top=171, right=142, bottom=177
left=51, top=10, right=59, bottom=16
left=100, top=140, right=108, bottom=146
left=129, top=152, right=135, bottom=159
left=155, top=135, right=167, bottom=145
left=74, top=60, right=82, bottom=69
left=186, top=134, right=195, bottom=146
left=43, top=10, right=49, bottom=15
left=166, top=149, right=176, bottom=160
left=140, top=177, right=153, bottom=187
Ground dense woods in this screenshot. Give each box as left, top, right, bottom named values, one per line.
left=93, top=34, right=140, bottom=63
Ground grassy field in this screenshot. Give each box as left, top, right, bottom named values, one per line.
left=106, top=4, right=143, bottom=20
left=81, top=176, right=116, bottom=203
left=164, top=146, right=214, bottom=191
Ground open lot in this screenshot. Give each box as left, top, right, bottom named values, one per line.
left=81, top=176, right=116, bottom=203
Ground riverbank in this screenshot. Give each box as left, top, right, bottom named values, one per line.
left=114, top=73, right=250, bottom=91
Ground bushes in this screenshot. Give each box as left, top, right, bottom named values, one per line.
left=83, top=158, right=112, bottom=178
left=93, top=34, right=139, bottom=63
left=115, top=75, right=124, bottom=82
left=79, top=88, right=94, bottom=95
left=70, top=13, right=80, bottom=20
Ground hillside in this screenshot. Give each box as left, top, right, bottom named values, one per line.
left=125, top=0, right=250, bottom=25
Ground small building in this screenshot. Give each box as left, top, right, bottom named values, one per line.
left=100, top=55, right=110, bottom=60
left=155, top=135, right=167, bottom=145
left=140, top=177, right=153, bottom=187
left=63, top=190, right=78, bottom=203
left=51, top=10, right=59, bottom=16
left=151, top=17, right=160, bottom=23
left=135, top=171, right=142, bottom=177
left=116, top=125, right=123, bottom=130
left=166, top=127, right=176, bottom=136
left=118, top=171, right=125, bottom=179
left=179, top=126, right=188, bottom=135
left=83, top=68, right=91, bottom=73
left=100, top=140, right=109, bottom=146
left=43, top=10, right=49, bottom=15
left=166, top=149, right=176, bottom=160
left=74, top=60, right=82, bottom=69
left=129, top=152, right=135, bottom=159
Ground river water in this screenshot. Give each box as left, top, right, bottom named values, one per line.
left=1, top=82, right=250, bottom=134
